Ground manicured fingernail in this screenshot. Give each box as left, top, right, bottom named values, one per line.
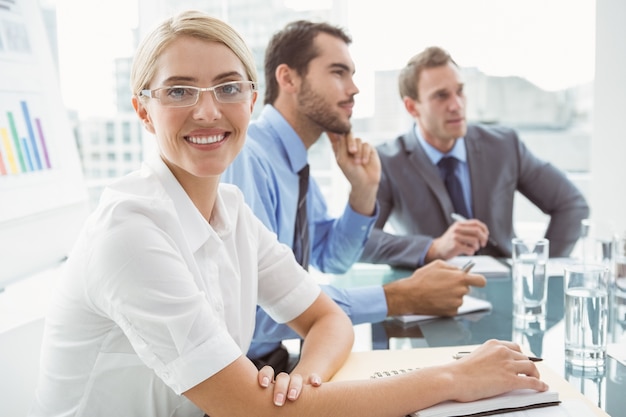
left=274, top=393, right=285, bottom=406
left=288, top=388, right=298, bottom=400
left=261, top=376, right=270, bottom=387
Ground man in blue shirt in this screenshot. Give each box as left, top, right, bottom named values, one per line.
left=222, top=22, right=486, bottom=372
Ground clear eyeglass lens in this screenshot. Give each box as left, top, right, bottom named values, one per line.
left=214, top=81, right=256, bottom=103
left=152, top=81, right=255, bottom=107
left=161, top=87, right=198, bottom=107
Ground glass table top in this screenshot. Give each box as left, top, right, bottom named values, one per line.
left=327, top=262, right=626, bottom=415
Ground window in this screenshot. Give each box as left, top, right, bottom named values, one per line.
left=122, top=121, right=131, bottom=143
left=105, top=122, right=115, bottom=144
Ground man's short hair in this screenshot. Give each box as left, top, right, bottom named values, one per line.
left=263, top=20, right=351, bottom=105
left=398, top=46, right=458, bottom=101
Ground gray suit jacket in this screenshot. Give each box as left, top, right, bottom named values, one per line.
left=360, top=123, right=590, bottom=268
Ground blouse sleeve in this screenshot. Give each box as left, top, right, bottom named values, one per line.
left=85, top=213, right=241, bottom=395
left=243, top=202, right=321, bottom=323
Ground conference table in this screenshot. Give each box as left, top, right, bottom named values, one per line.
left=325, top=260, right=626, bottom=417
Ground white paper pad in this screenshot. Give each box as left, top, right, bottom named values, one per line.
left=394, top=295, right=492, bottom=323
left=607, top=343, right=626, bottom=367
left=447, top=255, right=510, bottom=277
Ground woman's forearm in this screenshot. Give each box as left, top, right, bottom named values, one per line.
left=292, top=309, right=354, bottom=381
left=186, top=340, right=548, bottom=417
left=289, top=293, right=354, bottom=381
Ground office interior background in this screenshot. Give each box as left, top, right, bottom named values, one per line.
left=58, top=0, right=598, bottom=227
left=1, top=0, right=626, bottom=333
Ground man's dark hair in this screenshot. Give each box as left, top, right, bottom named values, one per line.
left=263, top=20, right=351, bottom=105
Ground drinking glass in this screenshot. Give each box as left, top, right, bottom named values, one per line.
left=564, top=264, right=610, bottom=368
left=512, top=238, right=549, bottom=326
left=579, top=218, right=614, bottom=266
left=612, top=233, right=626, bottom=344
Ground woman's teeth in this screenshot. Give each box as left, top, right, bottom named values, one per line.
left=185, top=134, right=225, bottom=144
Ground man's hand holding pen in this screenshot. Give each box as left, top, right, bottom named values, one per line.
left=451, top=213, right=499, bottom=248
left=424, top=213, right=493, bottom=262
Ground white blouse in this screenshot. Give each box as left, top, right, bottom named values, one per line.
left=30, top=155, right=320, bottom=417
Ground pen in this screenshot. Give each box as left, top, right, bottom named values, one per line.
left=461, top=260, right=475, bottom=273
left=451, top=213, right=499, bottom=247
left=453, top=351, right=543, bottom=362
left=451, top=213, right=468, bottom=223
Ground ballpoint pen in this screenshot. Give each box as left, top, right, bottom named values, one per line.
left=453, top=351, right=543, bottom=362
left=451, top=213, right=499, bottom=247
left=461, top=260, right=475, bottom=273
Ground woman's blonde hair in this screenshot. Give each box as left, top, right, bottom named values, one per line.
left=130, top=10, right=257, bottom=95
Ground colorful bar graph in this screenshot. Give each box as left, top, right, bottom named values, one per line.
left=0, top=99, right=52, bottom=176
left=6, top=110, right=27, bottom=172
left=21, top=100, right=43, bottom=170
left=35, top=117, right=51, bottom=168
left=0, top=130, right=6, bottom=175
left=0, top=127, right=18, bottom=174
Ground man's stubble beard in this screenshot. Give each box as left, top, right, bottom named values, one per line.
left=297, top=80, right=351, bottom=134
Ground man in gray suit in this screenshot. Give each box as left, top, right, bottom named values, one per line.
left=360, top=46, right=589, bottom=269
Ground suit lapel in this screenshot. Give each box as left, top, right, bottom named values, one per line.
left=403, top=128, right=456, bottom=224
left=465, top=126, right=489, bottom=220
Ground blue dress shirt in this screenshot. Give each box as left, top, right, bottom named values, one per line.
left=222, top=105, right=385, bottom=358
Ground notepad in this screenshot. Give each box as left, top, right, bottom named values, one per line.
left=394, top=295, right=492, bottom=324
left=447, top=255, right=510, bottom=278
left=371, top=367, right=560, bottom=417
left=408, top=388, right=560, bottom=417
left=607, top=343, right=626, bottom=367
left=332, top=346, right=606, bottom=417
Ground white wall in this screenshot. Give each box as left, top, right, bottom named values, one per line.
left=590, top=0, right=626, bottom=235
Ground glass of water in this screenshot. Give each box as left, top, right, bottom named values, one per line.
left=512, top=238, right=549, bottom=327
left=564, top=264, right=610, bottom=368
left=612, top=233, right=626, bottom=344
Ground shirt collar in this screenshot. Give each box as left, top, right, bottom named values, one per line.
left=414, top=123, right=467, bottom=164
left=261, top=104, right=308, bottom=174
left=145, top=154, right=231, bottom=252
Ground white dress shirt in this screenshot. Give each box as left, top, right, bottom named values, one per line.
left=30, top=155, right=320, bottom=417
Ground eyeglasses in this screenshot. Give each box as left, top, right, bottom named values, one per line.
left=139, top=81, right=257, bottom=107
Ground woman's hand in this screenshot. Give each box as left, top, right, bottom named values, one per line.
left=444, top=339, right=549, bottom=403
left=257, top=365, right=322, bottom=406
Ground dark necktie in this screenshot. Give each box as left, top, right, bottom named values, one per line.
left=293, top=164, right=310, bottom=270
left=437, top=156, right=471, bottom=219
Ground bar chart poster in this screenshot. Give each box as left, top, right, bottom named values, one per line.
left=0, top=0, right=89, bottom=284
left=0, top=93, right=53, bottom=177
left=0, top=0, right=88, bottom=223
